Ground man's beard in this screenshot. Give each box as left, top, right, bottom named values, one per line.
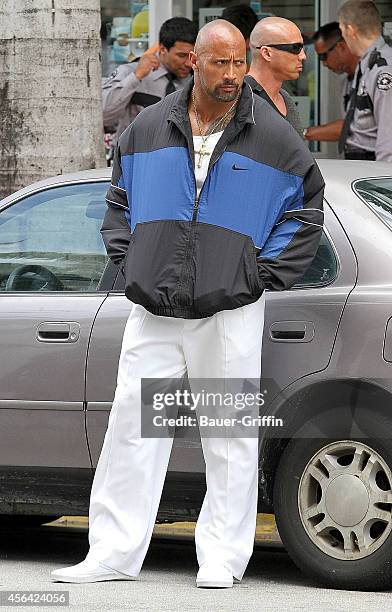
left=200, top=73, right=240, bottom=102
left=211, top=83, right=240, bottom=102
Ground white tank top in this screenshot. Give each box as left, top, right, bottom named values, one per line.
left=193, top=131, right=223, bottom=199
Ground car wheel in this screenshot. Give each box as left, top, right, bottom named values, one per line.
left=274, top=432, right=392, bottom=590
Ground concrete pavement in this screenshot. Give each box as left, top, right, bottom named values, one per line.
left=0, top=518, right=391, bottom=611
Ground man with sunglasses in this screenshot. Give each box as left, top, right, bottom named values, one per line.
left=245, top=17, right=305, bottom=137
left=303, top=22, right=359, bottom=143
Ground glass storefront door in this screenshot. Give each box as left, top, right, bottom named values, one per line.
left=101, top=0, right=150, bottom=78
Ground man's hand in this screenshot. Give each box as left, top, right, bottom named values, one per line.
left=135, top=43, right=160, bottom=80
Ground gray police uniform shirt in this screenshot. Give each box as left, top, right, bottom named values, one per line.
left=102, top=61, right=191, bottom=143
left=244, top=75, right=303, bottom=138
left=346, top=36, right=392, bottom=161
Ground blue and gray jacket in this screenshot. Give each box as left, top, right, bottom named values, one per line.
left=101, top=79, right=325, bottom=319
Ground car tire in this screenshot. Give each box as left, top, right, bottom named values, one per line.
left=273, top=418, right=392, bottom=591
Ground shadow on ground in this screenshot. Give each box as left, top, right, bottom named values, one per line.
left=0, top=522, right=309, bottom=589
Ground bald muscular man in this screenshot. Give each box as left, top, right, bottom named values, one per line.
left=52, top=20, right=324, bottom=589
left=245, top=16, right=305, bottom=137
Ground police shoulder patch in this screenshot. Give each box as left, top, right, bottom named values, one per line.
left=377, top=72, right=392, bottom=91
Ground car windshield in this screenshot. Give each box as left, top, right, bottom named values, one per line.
left=354, top=178, right=392, bottom=230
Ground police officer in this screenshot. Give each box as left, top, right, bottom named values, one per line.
left=338, top=0, right=392, bottom=161
left=103, top=17, right=198, bottom=144
left=304, top=22, right=359, bottom=143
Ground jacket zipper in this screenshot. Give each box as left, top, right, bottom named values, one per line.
left=169, top=114, right=235, bottom=223
left=192, top=170, right=198, bottom=222
left=192, top=146, right=227, bottom=222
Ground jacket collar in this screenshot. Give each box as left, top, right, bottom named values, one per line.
left=244, top=74, right=262, bottom=93
left=167, top=78, right=257, bottom=170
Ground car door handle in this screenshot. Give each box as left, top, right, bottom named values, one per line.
left=36, top=322, right=80, bottom=343
left=269, top=321, right=314, bottom=343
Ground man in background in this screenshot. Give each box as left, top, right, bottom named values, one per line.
left=221, top=4, right=259, bottom=66
left=246, top=16, right=304, bottom=137
left=103, top=17, right=198, bottom=144
left=303, top=22, right=359, bottom=143
left=338, top=0, right=392, bottom=160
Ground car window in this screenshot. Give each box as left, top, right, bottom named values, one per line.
left=354, top=178, right=392, bottom=231
left=0, top=182, right=109, bottom=292
left=292, top=231, right=338, bottom=289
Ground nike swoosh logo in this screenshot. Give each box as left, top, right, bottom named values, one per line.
left=232, top=164, right=248, bottom=171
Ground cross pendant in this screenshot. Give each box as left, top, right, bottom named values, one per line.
left=195, top=141, right=209, bottom=169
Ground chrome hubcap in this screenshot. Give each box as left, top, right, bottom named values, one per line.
left=298, top=441, right=392, bottom=560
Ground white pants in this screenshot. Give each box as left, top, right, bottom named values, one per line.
left=87, top=294, right=265, bottom=580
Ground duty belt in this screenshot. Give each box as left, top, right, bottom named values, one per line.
left=344, top=147, right=376, bottom=161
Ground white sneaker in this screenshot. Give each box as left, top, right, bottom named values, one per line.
left=51, top=558, right=136, bottom=584
left=196, top=563, right=234, bottom=588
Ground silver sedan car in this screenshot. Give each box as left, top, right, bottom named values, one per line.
left=1, top=160, right=392, bottom=591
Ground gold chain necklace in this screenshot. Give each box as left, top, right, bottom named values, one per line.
left=192, top=88, right=239, bottom=169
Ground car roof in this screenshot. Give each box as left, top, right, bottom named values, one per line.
left=317, top=159, right=391, bottom=188
left=0, top=168, right=112, bottom=207
left=1, top=160, right=391, bottom=209
left=316, top=159, right=392, bottom=215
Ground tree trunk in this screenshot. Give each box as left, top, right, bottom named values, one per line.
left=0, top=0, right=106, bottom=199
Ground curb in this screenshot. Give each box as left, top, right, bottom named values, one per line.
left=47, top=513, right=281, bottom=544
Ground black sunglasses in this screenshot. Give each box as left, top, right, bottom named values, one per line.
left=255, top=42, right=304, bottom=55
left=318, top=38, right=342, bottom=62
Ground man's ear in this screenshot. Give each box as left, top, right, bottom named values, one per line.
left=189, top=51, right=198, bottom=72
left=260, top=46, right=272, bottom=63
left=347, top=24, right=357, bottom=40
left=159, top=43, right=167, bottom=56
